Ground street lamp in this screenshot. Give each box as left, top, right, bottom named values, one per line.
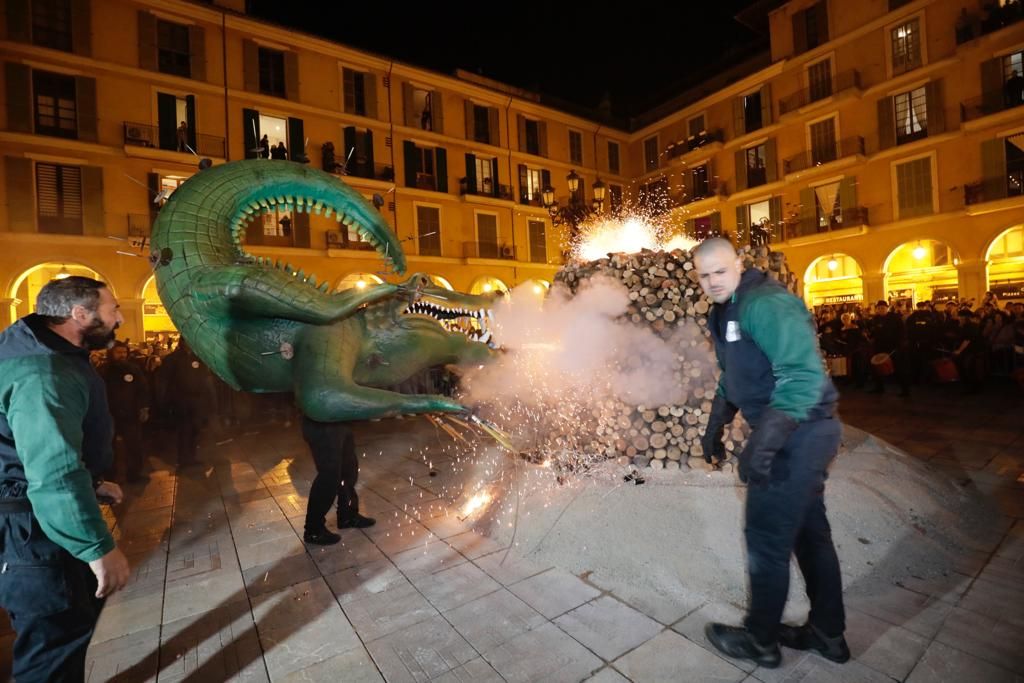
left=543, top=170, right=604, bottom=241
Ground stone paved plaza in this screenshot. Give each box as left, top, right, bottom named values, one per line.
left=0, top=384, right=1021, bottom=682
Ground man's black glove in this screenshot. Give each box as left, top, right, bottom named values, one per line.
left=701, top=395, right=738, bottom=463
left=738, top=407, right=799, bottom=485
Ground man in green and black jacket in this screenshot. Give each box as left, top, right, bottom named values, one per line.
left=694, top=239, right=848, bottom=669
left=0, top=276, right=131, bottom=681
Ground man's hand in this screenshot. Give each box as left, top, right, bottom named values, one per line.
left=95, top=480, right=124, bottom=505
left=701, top=395, right=738, bottom=464
left=737, top=407, right=798, bottom=485
left=88, top=547, right=131, bottom=598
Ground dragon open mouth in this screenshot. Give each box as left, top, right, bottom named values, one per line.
left=404, top=298, right=494, bottom=345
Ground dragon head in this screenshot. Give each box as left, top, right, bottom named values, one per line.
left=355, top=273, right=498, bottom=387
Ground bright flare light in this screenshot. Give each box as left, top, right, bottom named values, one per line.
left=482, top=283, right=493, bottom=292
left=576, top=217, right=660, bottom=262
left=827, top=258, right=839, bottom=272
left=355, top=280, right=367, bottom=289
left=461, top=491, right=492, bottom=518
left=912, top=245, right=927, bottom=260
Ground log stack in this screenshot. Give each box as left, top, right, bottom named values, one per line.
left=550, top=244, right=796, bottom=470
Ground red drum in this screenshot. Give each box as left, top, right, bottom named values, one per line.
left=932, top=357, right=959, bottom=383
left=871, top=353, right=894, bottom=376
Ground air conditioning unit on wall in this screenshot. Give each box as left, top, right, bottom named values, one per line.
left=500, top=245, right=514, bottom=259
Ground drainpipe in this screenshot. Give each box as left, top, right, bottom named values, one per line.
left=385, top=61, right=398, bottom=237
left=221, top=10, right=230, bottom=160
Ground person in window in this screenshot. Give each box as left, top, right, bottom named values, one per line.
left=259, top=134, right=270, bottom=159
left=420, top=93, right=432, bottom=130
left=1005, top=69, right=1024, bottom=108
left=270, top=142, right=288, bottom=160
left=176, top=121, right=189, bottom=152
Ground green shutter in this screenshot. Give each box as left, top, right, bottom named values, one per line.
left=798, top=187, right=816, bottom=235
left=877, top=97, right=895, bottom=150
left=765, top=138, right=778, bottom=182
left=465, top=153, right=477, bottom=191
left=541, top=169, right=551, bottom=194
left=760, top=82, right=772, bottom=125
left=980, top=58, right=1003, bottom=115
left=488, top=107, right=500, bottom=146
left=432, top=91, right=445, bottom=134
left=402, top=83, right=415, bottom=127
left=736, top=205, right=748, bottom=243
left=242, top=40, right=259, bottom=93
left=137, top=11, right=157, bottom=71
left=4, top=0, right=30, bottom=42
left=288, top=117, right=305, bottom=161
left=71, top=0, right=91, bottom=56
left=733, top=96, right=744, bottom=137
left=464, top=100, right=475, bottom=140
left=517, top=115, right=527, bottom=152
left=435, top=148, right=448, bottom=193
left=75, top=77, right=97, bottom=142
left=518, top=163, right=528, bottom=202
left=284, top=51, right=299, bottom=101
left=792, top=8, right=807, bottom=55
left=364, top=72, right=377, bottom=119
left=490, top=158, right=499, bottom=195
left=185, top=95, right=197, bottom=152
left=4, top=63, right=32, bottom=133
left=538, top=120, right=548, bottom=157
left=925, top=80, right=945, bottom=135
left=343, top=68, right=356, bottom=114
left=815, top=2, right=829, bottom=43
left=157, top=92, right=177, bottom=150
left=5, top=157, right=34, bottom=232
left=981, top=138, right=1007, bottom=201
left=189, top=25, right=206, bottom=82
left=81, top=165, right=104, bottom=236
left=734, top=149, right=748, bottom=191
left=243, top=108, right=259, bottom=159
left=364, top=130, right=375, bottom=173
left=838, top=176, right=858, bottom=221
left=404, top=141, right=418, bottom=187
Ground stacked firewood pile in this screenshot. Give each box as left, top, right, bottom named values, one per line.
left=551, top=244, right=797, bottom=471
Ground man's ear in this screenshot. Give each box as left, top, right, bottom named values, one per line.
left=69, top=304, right=91, bottom=324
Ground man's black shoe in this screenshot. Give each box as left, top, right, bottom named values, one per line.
left=337, top=513, right=376, bottom=529
left=704, top=623, right=781, bottom=668
left=303, top=528, right=341, bottom=545
left=778, top=623, right=850, bottom=663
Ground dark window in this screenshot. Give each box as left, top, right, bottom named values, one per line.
left=36, top=163, right=82, bottom=234
left=258, top=47, right=286, bottom=98
left=524, top=119, right=540, bottom=155
left=804, top=2, right=827, bottom=50
left=608, top=142, right=620, bottom=174
left=743, top=90, right=763, bottom=133
left=891, top=19, right=921, bottom=75
left=643, top=137, right=659, bottom=172
left=569, top=130, right=583, bottom=165
left=809, top=118, right=837, bottom=165
left=746, top=144, right=767, bottom=187
left=32, top=0, right=72, bottom=51
left=528, top=220, right=547, bottom=263
left=417, top=206, right=441, bottom=256
left=477, top=213, right=499, bottom=258
left=474, top=105, right=490, bottom=143
left=894, top=86, right=927, bottom=144
left=692, top=164, right=710, bottom=198
left=808, top=59, right=833, bottom=102
left=609, top=184, right=623, bottom=213
left=157, top=20, right=191, bottom=77
left=688, top=114, right=705, bottom=139
left=1005, top=135, right=1024, bottom=197
left=33, top=70, right=77, bottom=138
left=1002, top=52, right=1024, bottom=109
left=416, top=147, right=436, bottom=190
left=693, top=215, right=718, bottom=240
left=350, top=71, right=366, bottom=115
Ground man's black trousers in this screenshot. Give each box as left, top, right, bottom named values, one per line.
left=301, top=417, right=360, bottom=533
left=743, top=416, right=846, bottom=644
left=0, top=507, right=103, bottom=682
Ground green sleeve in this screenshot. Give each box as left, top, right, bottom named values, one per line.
left=741, top=291, right=827, bottom=421
left=4, top=357, right=115, bottom=562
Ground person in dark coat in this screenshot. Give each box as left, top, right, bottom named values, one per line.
left=866, top=301, right=910, bottom=395
left=158, top=340, right=215, bottom=466
left=102, top=342, right=150, bottom=482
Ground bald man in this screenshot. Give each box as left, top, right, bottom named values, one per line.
left=694, top=238, right=848, bottom=668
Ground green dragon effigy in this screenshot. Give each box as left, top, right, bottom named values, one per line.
left=150, top=159, right=495, bottom=421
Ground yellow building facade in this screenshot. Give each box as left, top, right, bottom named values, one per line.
left=0, top=0, right=631, bottom=341
left=2, top=0, right=1023, bottom=345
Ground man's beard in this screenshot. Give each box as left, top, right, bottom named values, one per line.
left=82, top=317, right=118, bottom=350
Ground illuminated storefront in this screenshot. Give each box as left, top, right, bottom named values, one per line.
left=884, top=240, right=959, bottom=305
left=987, top=226, right=1024, bottom=301
left=803, top=254, right=864, bottom=308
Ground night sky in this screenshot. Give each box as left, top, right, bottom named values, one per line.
left=245, top=1, right=768, bottom=124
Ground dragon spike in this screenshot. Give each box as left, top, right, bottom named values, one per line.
left=319, top=282, right=330, bottom=293
left=274, top=259, right=282, bottom=269
left=307, top=274, right=317, bottom=287
left=284, top=263, right=293, bottom=273
left=296, top=269, right=305, bottom=280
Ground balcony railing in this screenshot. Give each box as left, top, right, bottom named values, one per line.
left=519, top=194, right=545, bottom=207
left=126, top=213, right=153, bottom=237
left=123, top=121, right=225, bottom=158
left=960, top=92, right=1024, bottom=123
left=344, top=162, right=394, bottom=182
left=326, top=230, right=376, bottom=250
left=779, top=71, right=861, bottom=116
left=782, top=206, right=869, bottom=241
left=665, top=129, right=724, bottom=159
left=672, top=179, right=728, bottom=206
left=458, top=178, right=514, bottom=200
left=955, top=2, right=1024, bottom=45
left=462, top=241, right=520, bottom=260
left=783, top=136, right=864, bottom=175
left=963, top=171, right=1024, bottom=206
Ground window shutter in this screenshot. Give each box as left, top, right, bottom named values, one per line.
left=684, top=218, right=695, bottom=237
left=541, top=169, right=551, bottom=194
left=293, top=211, right=310, bottom=247
left=733, top=97, right=745, bottom=137
left=760, top=82, right=772, bottom=125
left=980, top=58, right=1003, bottom=115
left=435, top=147, right=448, bottom=193
left=488, top=107, right=500, bottom=146
left=404, top=141, right=418, bottom=187
left=681, top=165, right=693, bottom=199
left=403, top=83, right=415, bottom=127
left=735, top=205, right=748, bottom=242
left=464, top=100, right=475, bottom=140
left=343, top=69, right=356, bottom=114
left=243, top=108, right=259, bottom=159
left=185, top=94, right=197, bottom=151
left=518, top=164, right=528, bottom=202
left=364, top=72, right=378, bottom=119
left=242, top=39, right=259, bottom=93
left=75, top=76, right=97, bottom=142
left=284, top=51, right=299, bottom=101
left=490, top=158, right=499, bottom=195
left=138, top=11, right=157, bottom=71
left=734, top=149, right=748, bottom=191
left=81, top=165, right=104, bottom=236
left=5, top=157, right=33, bottom=232
left=71, top=0, right=91, bottom=56
left=432, top=91, right=444, bottom=135
left=815, top=2, right=829, bottom=44
left=364, top=130, right=375, bottom=173
left=792, top=8, right=808, bottom=55
left=798, top=187, right=816, bottom=235
left=538, top=121, right=548, bottom=157
left=709, top=212, right=722, bottom=235
left=838, top=175, right=858, bottom=219
left=4, top=63, right=31, bottom=133
left=288, top=117, right=305, bottom=161
left=925, top=80, right=945, bottom=135
left=148, top=172, right=160, bottom=223
left=517, top=115, right=527, bottom=152
left=769, top=196, right=782, bottom=239
left=465, top=153, right=477, bottom=191
left=157, top=92, right=178, bottom=150
left=877, top=97, right=895, bottom=150
left=981, top=138, right=1007, bottom=201
left=189, top=25, right=206, bottom=82
left=765, top=138, right=778, bottom=183
left=4, top=0, right=30, bottom=42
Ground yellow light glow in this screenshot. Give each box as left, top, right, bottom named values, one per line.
left=913, top=245, right=926, bottom=260
left=461, top=491, right=492, bottom=517
left=54, top=265, right=71, bottom=280
left=532, top=284, right=543, bottom=295
left=355, top=280, right=367, bottom=289
left=482, top=283, right=493, bottom=292
left=827, top=258, right=839, bottom=272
